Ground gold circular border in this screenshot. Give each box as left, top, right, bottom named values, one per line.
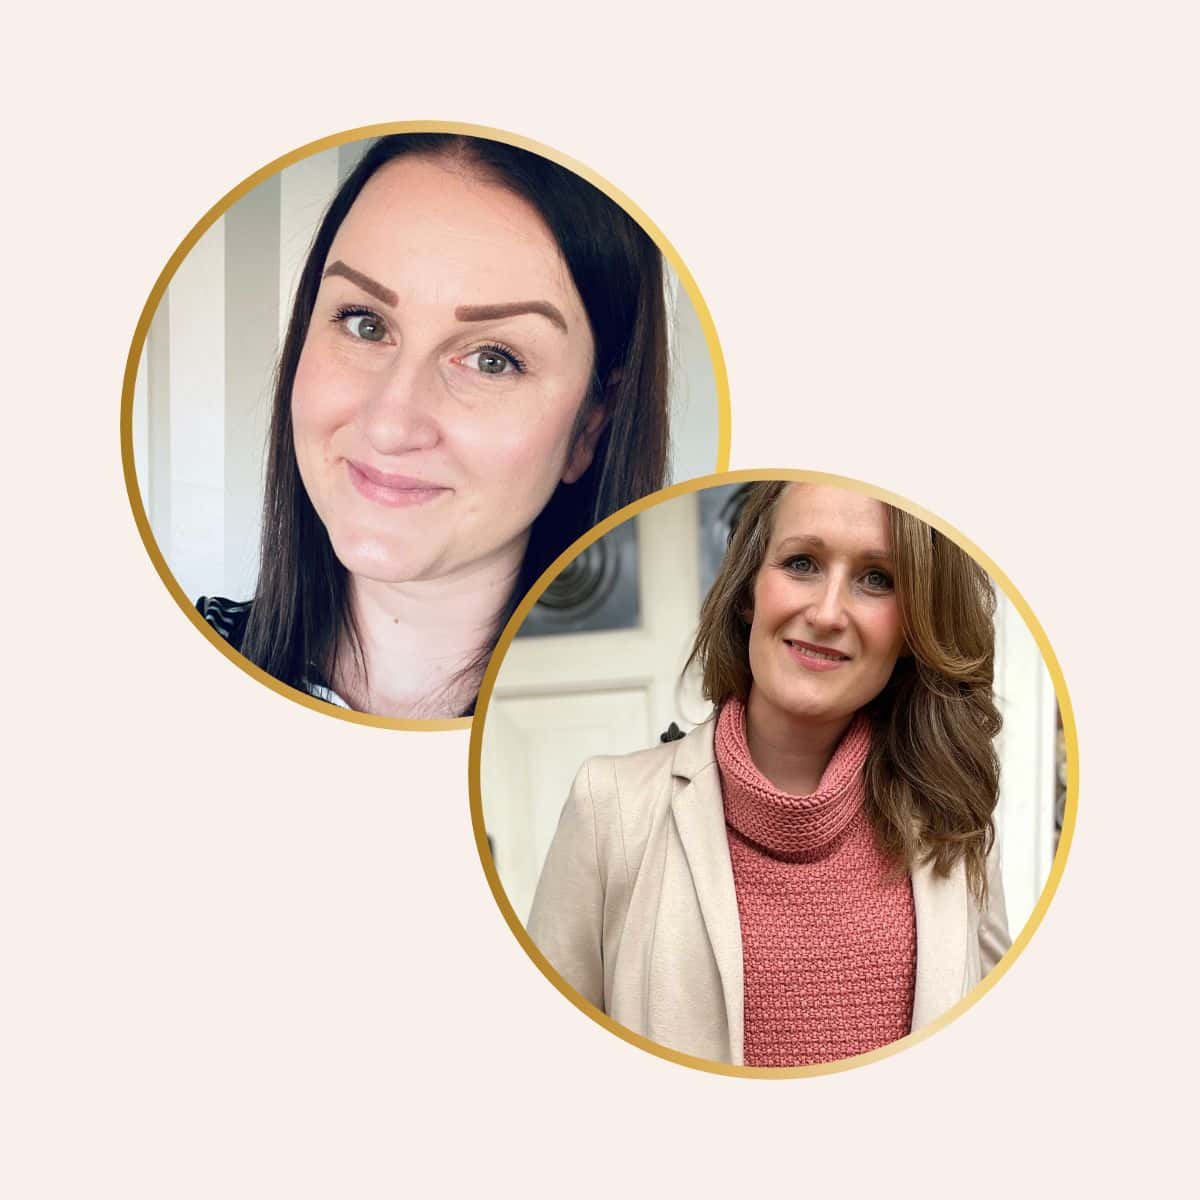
left=469, top=468, right=1079, bottom=1077
left=119, top=120, right=733, bottom=732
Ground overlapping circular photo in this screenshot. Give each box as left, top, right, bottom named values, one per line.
left=470, top=471, right=1076, bottom=1076
left=121, top=122, right=728, bottom=728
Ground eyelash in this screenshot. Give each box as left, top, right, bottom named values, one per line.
left=331, top=305, right=387, bottom=339
left=328, top=307, right=528, bottom=375
left=471, top=342, right=528, bottom=374
left=779, top=555, right=894, bottom=592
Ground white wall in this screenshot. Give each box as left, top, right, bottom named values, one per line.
left=130, top=138, right=722, bottom=604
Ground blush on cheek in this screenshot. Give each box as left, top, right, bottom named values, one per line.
left=470, top=424, right=573, bottom=508
left=290, top=376, right=323, bottom=455
left=873, top=610, right=905, bottom=657
left=291, top=341, right=360, bottom=434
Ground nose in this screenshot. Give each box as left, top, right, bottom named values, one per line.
left=357, top=357, right=442, bottom=456
left=804, top=574, right=850, bottom=633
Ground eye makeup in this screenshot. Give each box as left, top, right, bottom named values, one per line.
left=320, top=260, right=569, bottom=338
left=331, top=304, right=389, bottom=343
left=462, top=342, right=528, bottom=374
left=775, top=552, right=894, bottom=594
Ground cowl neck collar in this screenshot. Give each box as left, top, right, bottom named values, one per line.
left=715, top=697, right=871, bottom=859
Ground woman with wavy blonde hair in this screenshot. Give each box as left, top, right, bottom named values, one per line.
left=528, top=480, right=1011, bottom=1067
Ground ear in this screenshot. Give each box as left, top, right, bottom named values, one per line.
left=561, top=404, right=609, bottom=485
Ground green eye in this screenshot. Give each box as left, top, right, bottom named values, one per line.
left=346, top=314, right=386, bottom=342
left=477, top=350, right=509, bottom=375
left=460, top=345, right=526, bottom=376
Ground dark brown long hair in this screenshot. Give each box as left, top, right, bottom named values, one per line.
left=687, top=481, right=1001, bottom=900
left=241, top=134, right=669, bottom=708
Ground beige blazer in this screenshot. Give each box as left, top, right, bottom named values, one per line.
left=527, top=718, right=1011, bottom=1065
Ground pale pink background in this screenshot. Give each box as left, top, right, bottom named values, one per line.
left=4, top=4, right=1195, bottom=1196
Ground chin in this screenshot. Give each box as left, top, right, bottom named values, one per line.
left=787, top=702, right=856, bottom=726
left=327, top=529, right=436, bottom=584
left=771, top=683, right=859, bottom=726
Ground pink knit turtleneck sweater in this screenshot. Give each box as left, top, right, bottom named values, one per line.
left=716, top=698, right=916, bottom=1067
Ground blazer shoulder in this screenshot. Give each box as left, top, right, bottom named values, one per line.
left=609, top=736, right=684, bottom=790
left=584, top=719, right=712, bottom=807
left=571, top=739, right=678, bottom=837
left=574, top=721, right=716, bottom=864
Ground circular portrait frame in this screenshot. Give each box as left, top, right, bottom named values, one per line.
left=468, top=468, right=1078, bottom=1077
left=119, top=120, right=732, bottom=731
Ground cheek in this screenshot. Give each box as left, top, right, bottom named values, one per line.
left=448, top=391, right=581, bottom=496
left=747, top=571, right=777, bottom=626
left=746, top=578, right=778, bottom=665
left=291, top=345, right=357, bottom=447
left=864, top=604, right=905, bottom=668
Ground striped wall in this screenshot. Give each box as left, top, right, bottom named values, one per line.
left=131, top=139, right=719, bottom=605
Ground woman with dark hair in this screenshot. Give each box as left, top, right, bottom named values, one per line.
left=198, top=133, right=669, bottom=718
left=527, top=481, right=1011, bottom=1067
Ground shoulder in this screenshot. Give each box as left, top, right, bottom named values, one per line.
left=571, top=718, right=717, bottom=827
left=195, top=596, right=252, bottom=653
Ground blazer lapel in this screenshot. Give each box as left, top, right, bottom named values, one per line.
left=909, top=852, right=969, bottom=1031
left=657, top=724, right=973, bottom=1053
left=668, top=721, right=745, bottom=1064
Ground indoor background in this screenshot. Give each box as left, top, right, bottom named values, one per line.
left=130, top=137, right=721, bottom=605
left=481, top=484, right=1063, bottom=939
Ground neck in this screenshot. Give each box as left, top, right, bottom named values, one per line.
left=744, top=686, right=856, bottom=795
left=332, top=548, right=522, bottom=719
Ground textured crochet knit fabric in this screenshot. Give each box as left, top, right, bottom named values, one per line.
left=716, top=698, right=916, bottom=1067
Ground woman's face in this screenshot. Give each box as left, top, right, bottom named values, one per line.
left=746, top=484, right=906, bottom=729
left=291, top=155, right=600, bottom=586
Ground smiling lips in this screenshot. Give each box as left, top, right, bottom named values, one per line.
left=347, top=460, right=451, bottom=508
left=784, top=639, right=852, bottom=672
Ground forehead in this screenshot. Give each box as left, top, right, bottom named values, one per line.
left=326, top=155, right=583, bottom=314
left=768, top=483, right=892, bottom=551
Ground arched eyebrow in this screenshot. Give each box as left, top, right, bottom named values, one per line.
left=321, top=261, right=569, bottom=333
left=323, top=261, right=397, bottom=306
left=455, top=301, right=568, bottom=333
left=775, top=534, right=893, bottom=562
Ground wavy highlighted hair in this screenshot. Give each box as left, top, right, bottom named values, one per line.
left=687, top=481, right=1001, bottom=900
